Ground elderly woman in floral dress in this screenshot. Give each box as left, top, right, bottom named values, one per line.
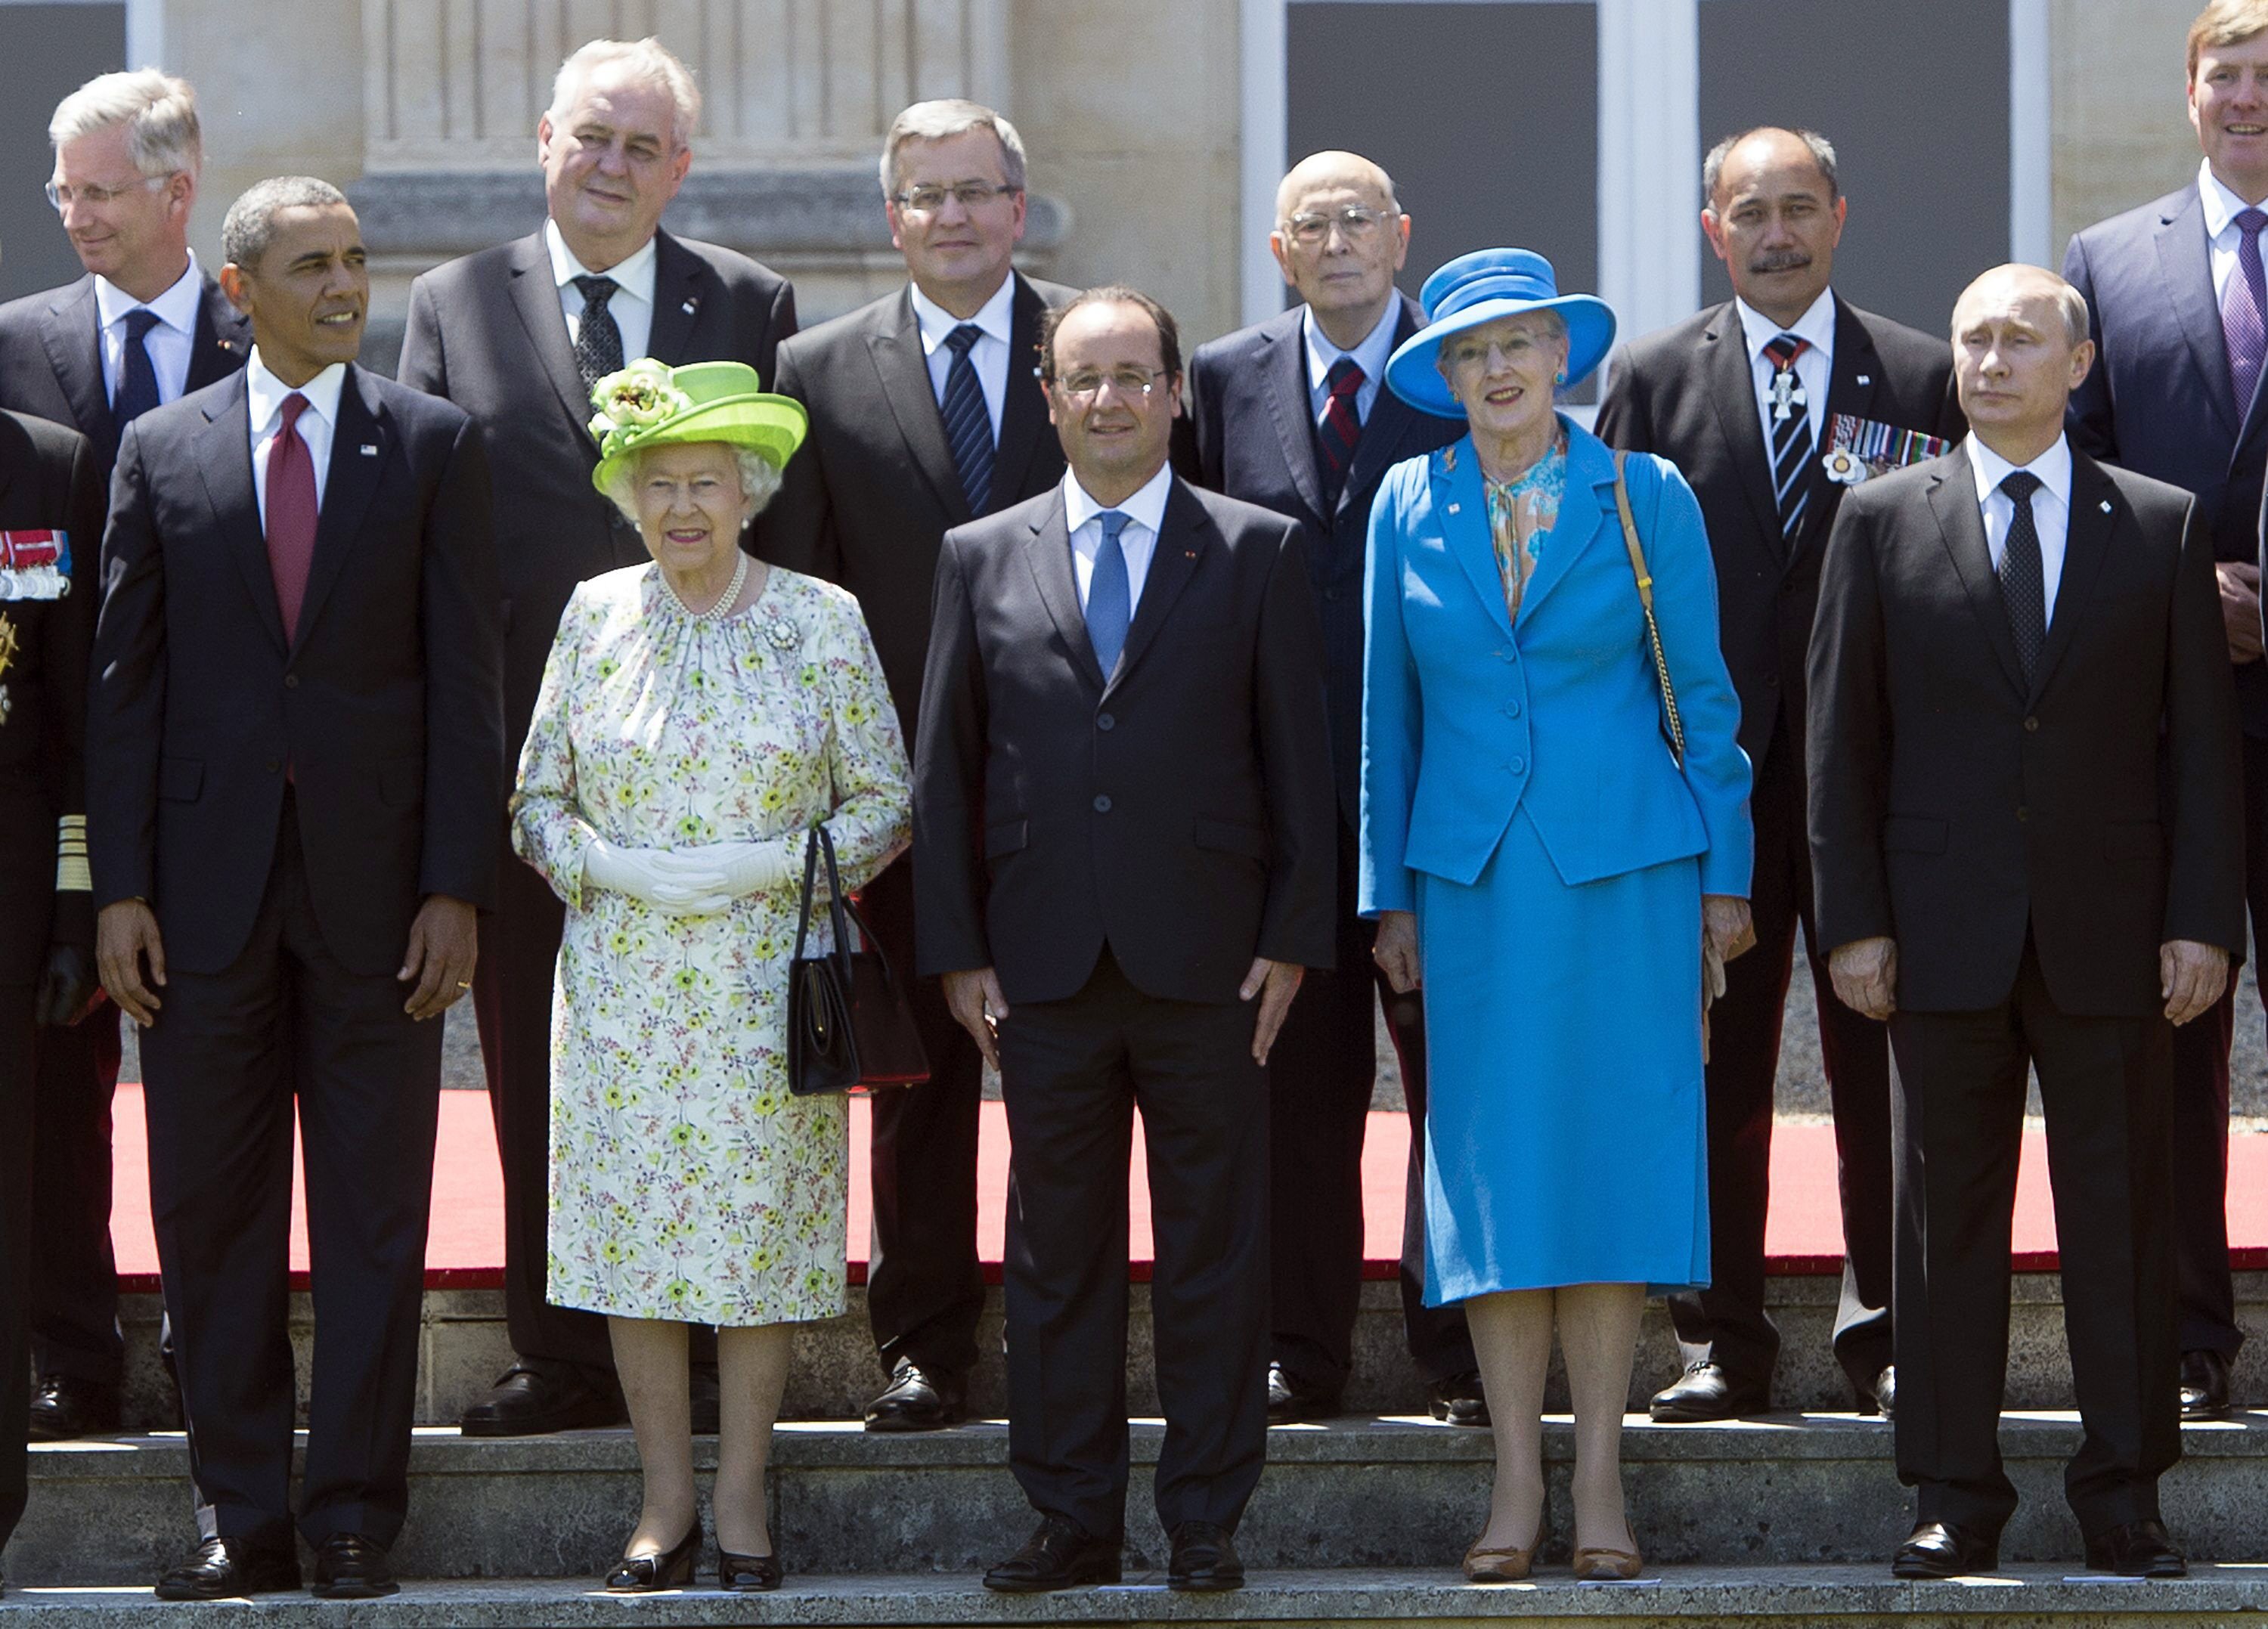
left=513, top=360, right=910, bottom=1593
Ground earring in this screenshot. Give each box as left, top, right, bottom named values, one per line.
left=1554, top=369, right=1566, bottom=386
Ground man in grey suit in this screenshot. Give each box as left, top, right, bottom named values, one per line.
left=0, top=67, right=249, bottom=1443
left=1178, top=150, right=1472, bottom=1426
left=756, top=99, right=1070, bottom=1432
left=2061, top=0, right=2268, bottom=1419
left=395, top=36, right=797, bottom=1438
left=916, top=286, right=1334, bottom=1594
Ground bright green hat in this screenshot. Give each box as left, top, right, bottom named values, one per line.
left=587, top=358, right=808, bottom=497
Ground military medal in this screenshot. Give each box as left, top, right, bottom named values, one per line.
left=0, top=531, right=71, bottom=601
left=1769, top=369, right=1806, bottom=423
left=1820, top=414, right=1951, bottom=485
left=0, top=612, right=16, bottom=726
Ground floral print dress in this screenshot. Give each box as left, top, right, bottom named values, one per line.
left=512, top=563, right=910, bottom=1325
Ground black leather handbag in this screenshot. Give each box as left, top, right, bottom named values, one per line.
left=787, top=825, right=929, bottom=1096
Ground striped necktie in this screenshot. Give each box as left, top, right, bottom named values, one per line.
left=940, top=323, right=995, bottom=515
left=1763, top=333, right=1813, bottom=543
left=1316, top=357, right=1365, bottom=510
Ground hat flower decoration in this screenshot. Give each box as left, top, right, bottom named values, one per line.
left=589, top=361, right=692, bottom=449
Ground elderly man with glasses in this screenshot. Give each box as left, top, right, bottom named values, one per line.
left=0, top=67, right=250, bottom=1448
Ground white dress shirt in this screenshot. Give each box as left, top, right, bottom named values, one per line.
left=910, top=274, right=1015, bottom=443
left=2198, top=159, right=2268, bottom=305
left=1734, top=286, right=1836, bottom=451
left=246, top=348, right=346, bottom=525
left=1064, top=462, right=1174, bottom=614
left=1966, top=432, right=2074, bottom=629
left=94, top=252, right=203, bottom=408
left=547, top=218, right=657, bottom=364
left=1302, top=299, right=1399, bottom=427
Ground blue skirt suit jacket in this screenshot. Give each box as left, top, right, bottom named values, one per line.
left=1359, top=418, right=1752, bottom=1299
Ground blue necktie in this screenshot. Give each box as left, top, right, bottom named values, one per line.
left=940, top=323, right=994, bottom=515
left=111, top=307, right=163, bottom=450
left=1086, top=509, right=1132, bottom=679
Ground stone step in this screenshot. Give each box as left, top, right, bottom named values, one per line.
left=5, top=1567, right=2268, bottom=1627
left=13, top=1414, right=2268, bottom=1588
left=95, top=1273, right=2268, bottom=1432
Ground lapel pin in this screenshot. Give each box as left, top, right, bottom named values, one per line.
left=1856, top=373, right=1871, bottom=386
left=2100, top=499, right=2113, bottom=513
left=1447, top=503, right=1461, bottom=515
left=360, top=443, right=378, bottom=456
left=681, top=300, right=696, bottom=315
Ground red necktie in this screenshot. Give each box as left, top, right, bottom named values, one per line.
left=265, top=392, right=318, bottom=642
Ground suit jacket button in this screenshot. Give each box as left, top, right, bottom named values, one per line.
left=1097, top=713, right=1115, bottom=731
left=2025, top=716, right=2039, bottom=732
left=2016, top=805, right=2029, bottom=822
left=266, top=759, right=280, bottom=775
left=1509, top=755, right=1527, bottom=774
left=1093, top=794, right=1113, bottom=813
left=284, top=674, right=299, bottom=689
left=1505, top=701, right=1521, bottom=718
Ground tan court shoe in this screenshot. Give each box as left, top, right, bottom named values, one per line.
left=1572, top=1527, right=1644, bottom=1581
left=1462, top=1520, right=1544, bottom=1582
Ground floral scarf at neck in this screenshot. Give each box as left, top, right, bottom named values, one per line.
left=1482, top=429, right=1569, bottom=624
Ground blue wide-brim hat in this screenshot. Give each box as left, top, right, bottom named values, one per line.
left=1384, top=248, right=1617, bottom=419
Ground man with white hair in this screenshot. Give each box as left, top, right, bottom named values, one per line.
left=398, top=35, right=798, bottom=1440
left=0, top=67, right=249, bottom=1446
left=756, top=98, right=1071, bottom=1432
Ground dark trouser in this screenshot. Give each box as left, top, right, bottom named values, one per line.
left=1888, top=940, right=2179, bottom=1540
left=2, top=983, right=33, bottom=1552
left=998, top=949, right=1269, bottom=1540
left=1266, top=819, right=1472, bottom=1393
left=141, top=809, right=443, bottom=1549
left=1669, top=728, right=1894, bottom=1396
left=29, top=1000, right=122, bottom=1385
left=861, top=853, right=985, bottom=1380
left=2167, top=729, right=2268, bottom=1360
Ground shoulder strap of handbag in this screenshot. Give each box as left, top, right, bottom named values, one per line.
left=1611, top=451, right=1687, bottom=770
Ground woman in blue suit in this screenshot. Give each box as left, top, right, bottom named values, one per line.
left=1361, top=250, right=1753, bottom=1581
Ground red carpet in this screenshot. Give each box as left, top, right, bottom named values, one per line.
left=104, top=1085, right=2268, bottom=1290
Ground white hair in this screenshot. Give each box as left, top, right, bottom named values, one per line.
left=878, top=99, right=1027, bottom=198
left=550, top=38, right=700, bottom=149
left=49, top=69, right=201, bottom=178
left=601, top=443, right=783, bottom=528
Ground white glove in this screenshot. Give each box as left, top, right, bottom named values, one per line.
left=583, top=836, right=732, bottom=915
left=673, top=839, right=796, bottom=902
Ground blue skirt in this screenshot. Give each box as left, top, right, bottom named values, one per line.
left=1416, top=808, right=1710, bottom=1304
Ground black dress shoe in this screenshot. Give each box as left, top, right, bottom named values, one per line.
left=1869, top=1365, right=1897, bottom=1421
left=1649, top=1361, right=1769, bottom=1423
left=606, top=1519, right=702, bottom=1592
left=311, top=1533, right=398, bottom=1599
left=155, top=1535, right=302, bottom=1600
left=690, top=1364, right=721, bottom=1436
left=864, top=1358, right=966, bottom=1432
left=1266, top=1361, right=1339, bottom=1424
left=1891, top=1520, right=2000, bottom=1578
left=1428, top=1370, right=1490, bottom=1427
left=1168, top=1520, right=1244, bottom=1591
left=720, top=1534, right=782, bottom=1592
left=983, top=1514, right=1123, bottom=1592
left=2084, top=1518, right=2188, bottom=1578
left=2180, top=1349, right=2231, bottom=1421
left=27, top=1374, right=121, bottom=1441
left=459, top=1362, right=625, bottom=1437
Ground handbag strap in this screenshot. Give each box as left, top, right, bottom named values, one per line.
left=792, top=826, right=825, bottom=960
left=1612, top=452, right=1687, bottom=770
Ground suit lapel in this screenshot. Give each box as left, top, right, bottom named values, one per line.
left=989, top=274, right=1056, bottom=505
left=1514, top=427, right=1610, bottom=629
left=2030, top=454, right=2118, bottom=700
left=645, top=231, right=706, bottom=366
left=193, top=373, right=288, bottom=654
left=1110, top=478, right=1208, bottom=690
left=505, top=231, right=599, bottom=448
left=866, top=290, right=968, bottom=522
left=41, top=278, right=113, bottom=450
left=291, top=369, right=389, bottom=655
left=1433, top=441, right=1511, bottom=638
left=1335, top=296, right=1430, bottom=521
left=1258, top=311, right=1328, bottom=526
left=1926, top=452, right=2028, bottom=698
left=2158, top=191, right=2241, bottom=442
left=1023, top=490, right=1103, bottom=687
left=187, top=278, right=250, bottom=390
left=1703, top=303, right=1783, bottom=561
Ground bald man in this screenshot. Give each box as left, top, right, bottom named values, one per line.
left=1597, top=125, right=1964, bottom=1424
left=1179, top=150, right=1473, bottom=1424
left=1808, top=264, right=2242, bottom=1579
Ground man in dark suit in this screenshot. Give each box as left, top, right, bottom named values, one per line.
left=396, top=36, right=795, bottom=1437
left=917, top=285, right=1334, bottom=1593
left=1178, top=150, right=1472, bottom=1426
left=0, top=68, right=248, bottom=1442
left=1810, top=264, right=2244, bottom=1581
left=1597, top=125, right=1965, bottom=1423
left=0, top=409, right=104, bottom=1590
left=2062, top=0, right=2268, bottom=1419
left=756, top=99, right=1070, bottom=1431
left=87, top=178, right=502, bottom=1600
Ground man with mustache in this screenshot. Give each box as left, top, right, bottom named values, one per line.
left=2062, top=0, right=2268, bottom=1422
left=1597, top=125, right=1964, bottom=1423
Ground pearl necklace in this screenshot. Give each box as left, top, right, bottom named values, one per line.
left=661, top=549, right=750, bottom=623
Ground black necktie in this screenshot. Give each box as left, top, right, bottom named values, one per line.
left=111, top=307, right=163, bottom=448
left=1316, top=357, right=1365, bottom=511
left=1762, top=333, right=1812, bottom=542
left=1997, top=469, right=2046, bottom=682
left=940, top=323, right=994, bottom=515
left=572, top=275, right=624, bottom=397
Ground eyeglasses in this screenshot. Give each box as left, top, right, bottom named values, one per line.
left=893, top=181, right=1021, bottom=215
left=45, top=172, right=172, bottom=212
left=1053, top=367, right=1168, bottom=402
left=1281, top=205, right=1397, bottom=246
